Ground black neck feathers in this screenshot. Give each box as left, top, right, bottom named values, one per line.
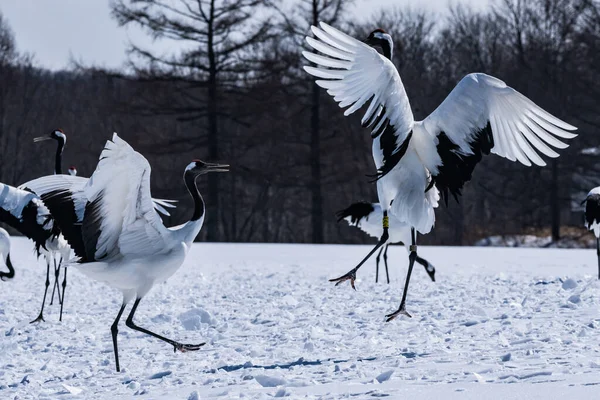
left=380, top=39, right=392, bottom=60
left=55, top=137, right=65, bottom=175
left=184, top=171, right=205, bottom=222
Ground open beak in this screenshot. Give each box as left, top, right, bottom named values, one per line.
left=33, top=136, right=51, bottom=143
left=204, top=162, right=230, bottom=173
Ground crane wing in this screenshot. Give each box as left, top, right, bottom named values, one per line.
left=22, top=175, right=176, bottom=220
left=417, top=73, right=577, bottom=205
left=82, top=134, right=170, bottom=261
left=20, top=175, right=88, bottom=260
left=303, top=22, right=414, bottom=179
left=0, top=182, right=57, bottom=253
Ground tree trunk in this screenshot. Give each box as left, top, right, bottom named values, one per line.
left=206, top=0, right=220, bottom=241
left=551, top=159, right=560, bottom=241
left=310, top=0, right=323, bottom=243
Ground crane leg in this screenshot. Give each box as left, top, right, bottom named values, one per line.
left=416, top=255, right=436, bottom=282
left=59, top=267, right=67, bottom=322
left=125, top=298, right=205, bottom=354
left=330, top=212, right=390, bottom=290
left=596, top=238, right=600, bottom=279
left=50, top=257, right=62, bottom=306
left=111, top=303, right=127, bottom=372
left=383, top=244, right=390, bottom=284
left=375, top=247, right=383, bottom=283
left=386, top=228, right=417, bottom=321
left=30, top=259, right=51, bottom=323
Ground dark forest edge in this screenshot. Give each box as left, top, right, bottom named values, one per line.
left=1, top=0, right=599, bottom=246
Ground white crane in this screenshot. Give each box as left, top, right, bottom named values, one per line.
left=46, top=133, right=228, bottom=372
left=337, top=202, right=436, bottom=284
left=583, top=187, right=600, bottom=279
left=15, top=169, right=177, bottom=323
left=303, top=23, right=577, bottom=321
left=0, top=182, right=62, bottom=314
left=0, top=228, right=15, bottom=281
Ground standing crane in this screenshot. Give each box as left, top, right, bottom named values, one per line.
left=583, top=187, right=600, bottom=279
left=30, top=129, right=73, bottom=320
left=45, top=134, right=228, bottom=372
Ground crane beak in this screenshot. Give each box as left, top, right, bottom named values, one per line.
left=204, top=162, right=229, bottom=173
left=33, top=136, right=51, bottom=143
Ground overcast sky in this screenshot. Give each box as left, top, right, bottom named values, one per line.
left=0, top=0, right=489, bottom=70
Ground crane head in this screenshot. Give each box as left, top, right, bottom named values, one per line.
left=185, top=160, right=229, bottom=176
left=365, top=28, right=394, bottom=60
left=34, top=129, right=66, bottom=143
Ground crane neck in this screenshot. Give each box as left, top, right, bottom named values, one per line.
left=54, top=137, right=65, bottom=175
left=381, top=38, right=393, bottom=60
left=184, top=171, right=205, bottom=222
left=0, top=253, right=15, bottom=281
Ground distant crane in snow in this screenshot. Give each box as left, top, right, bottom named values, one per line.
left=30, top=129, right=75, bottom=321
left=0, top=228, right=15, bottom=281
left=583, top=187, right=600, bottom=279
left=44, top=134, right=228, bottom=372
left=303, top=23, right=577, bottom=320
left=336, top=202, right=436, bottom=284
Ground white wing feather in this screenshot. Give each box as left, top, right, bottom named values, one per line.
left=303, top=22, right=414, bottom=144
left=21, top=175, right=177, bottom=220
left=418, top=73, right=577, bottom=169
left=84, top=134, right=171, bottom=260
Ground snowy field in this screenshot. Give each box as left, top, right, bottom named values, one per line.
left=1, top=238, right=600, bottom=399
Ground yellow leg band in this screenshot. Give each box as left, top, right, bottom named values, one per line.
left=382, top=216, right=389, bottom=229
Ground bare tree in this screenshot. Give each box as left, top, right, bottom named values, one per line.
left=272, top=0, right=354, bottom=243
left=0, top=11, right=17, bottom=65
left=111, top=0, right=272, bottom=241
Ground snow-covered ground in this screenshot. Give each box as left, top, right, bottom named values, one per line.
left=1, top=238, right=600, bottom=399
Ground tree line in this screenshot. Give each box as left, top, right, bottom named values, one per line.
left=1, top=0, right=599, bottom=245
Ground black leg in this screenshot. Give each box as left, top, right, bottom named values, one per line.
left=330, top=211, right=390, bottom=289
left=386, top=228, right=417, bottom=321
left=30, top=259, right=51, bottom=323
left=416, top=255, right=436, bottom=282
left=125, top=298, right=205, bottom=353
left=111, top=303, right=127, bottom=372
left=375, top=247, right=383, bottom=283
left=383, top=244, right=390, bottom=284
left=59, top=267, right=67, bottom=322
left=596, top=238, right=600, bottom=279
left=50, top=257, right=61, bottom=306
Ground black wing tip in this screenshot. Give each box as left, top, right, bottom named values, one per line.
left=433, top=124, right=492, bottom=207
left=336, top=202, right=375, bottom=224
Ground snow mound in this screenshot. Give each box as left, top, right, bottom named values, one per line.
left=254, top=375, right=287, bottom=387
left=475, top=235, right=593, bottom=248
left=376, top=370, right=394, bottom=383
left=178, top=308, right=215, bottom=330
left=562, top=278, right=578, bottom=290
